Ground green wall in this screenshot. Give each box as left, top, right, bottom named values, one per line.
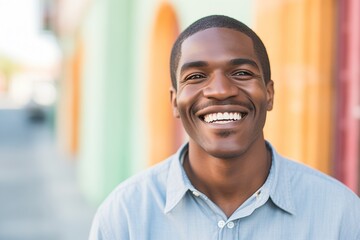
left=78, top=0, right=134, bottom=205
left=78, top=0, right=254, bottom=205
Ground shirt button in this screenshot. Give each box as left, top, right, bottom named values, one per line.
left=227, top=221, right=235, bottom=229
left=256, top=190, right=261, bottom=200
left=217, top=220, right=226, bottom=228
left=192, top=191, right=200, bottom=197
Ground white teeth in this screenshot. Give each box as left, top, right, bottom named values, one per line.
left=203, top=112, right=242, bottom=123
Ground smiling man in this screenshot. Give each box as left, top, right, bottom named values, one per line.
left=89, top=15, right=360, bottom=240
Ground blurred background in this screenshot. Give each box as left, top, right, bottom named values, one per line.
left=0, top=0, right=359, bottom=239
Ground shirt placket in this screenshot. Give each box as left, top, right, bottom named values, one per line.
left=216, top=218, right=239, bottom=239
left=191, top=189, right=240, bottom=240
left=191, top=187, right=270, bottom=239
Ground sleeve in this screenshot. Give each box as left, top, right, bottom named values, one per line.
left=88, top=195, right=131, bottom=240
left=340, top=194, right=360, bottom=240
left=88, top=210, right=110, bottom=240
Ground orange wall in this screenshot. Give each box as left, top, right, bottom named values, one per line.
left=147, top=3, right=182, bottom=165
left=70, top=37, right=83, bottom=154
left=255, top=0, right=336, bottom=174
left=57, top=36, right=83, bottom=156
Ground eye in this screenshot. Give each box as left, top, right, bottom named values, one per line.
left=233, top=70, right=252, bottom=76
left=232, top=70, right=253, bottom=80
left=185, top=73, right=206, bottom=80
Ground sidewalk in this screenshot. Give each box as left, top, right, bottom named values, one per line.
left=0, top=108, right=95, bottom=240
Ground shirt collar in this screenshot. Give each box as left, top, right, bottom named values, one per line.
left=164, top=143, right=192, bottom=214
left=267, top=141, right=296, bottom=215
left=164, top=142, right=296, bottom=215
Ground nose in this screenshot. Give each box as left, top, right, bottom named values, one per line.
left=202, top=72, right=239, bottom=100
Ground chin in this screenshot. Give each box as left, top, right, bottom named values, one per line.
left=204, top=144, right=246, bottom=160
left=211, top=152, right=241, bottom=160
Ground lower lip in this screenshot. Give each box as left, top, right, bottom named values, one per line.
left=201, top=117, right=246, bottom=128
left=208, top=120, right=239, bottom=124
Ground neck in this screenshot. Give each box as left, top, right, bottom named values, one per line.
left=183, top=140, right=271, bottom=217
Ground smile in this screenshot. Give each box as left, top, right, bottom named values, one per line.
left=203, top=112, right=247, bottom=124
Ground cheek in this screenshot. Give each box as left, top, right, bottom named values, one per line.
left=240, top=83, right=268, bottom=104
left=176, top=85, right=202, bottom=113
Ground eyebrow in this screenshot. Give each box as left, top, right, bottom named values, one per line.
left=179, top=58, right=260, bottom=76
left=229, top=58, right=259, bottom=69
left=179, top=61, right=208, bottom=75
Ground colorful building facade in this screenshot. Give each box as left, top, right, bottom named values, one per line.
left=53, top=0, right=359, bottom=205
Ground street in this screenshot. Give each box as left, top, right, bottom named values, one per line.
left=0, top=109, right=95, bottom=240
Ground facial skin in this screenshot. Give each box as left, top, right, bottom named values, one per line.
left=171, top=27, right=274, bottom=160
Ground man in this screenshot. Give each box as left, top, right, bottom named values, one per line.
left=89, top=15, right=360, bottom=239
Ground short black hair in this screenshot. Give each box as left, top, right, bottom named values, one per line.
left=170, top=15, right=271, bottom=89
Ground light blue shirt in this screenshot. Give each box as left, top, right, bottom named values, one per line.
left=89, top=143, right=360, bottom=240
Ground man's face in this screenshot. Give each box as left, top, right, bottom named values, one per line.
left=171, top=27, right=274, bottom=159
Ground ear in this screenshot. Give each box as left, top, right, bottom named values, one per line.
left=170, top=87, right=180, bottom=118
left=266, top=80, right=274, bottom=111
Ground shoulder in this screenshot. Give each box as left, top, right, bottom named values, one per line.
left=89, top=156, right=175, bottom=239
left=102, top=156, right=173, bottom=208
left=278, top=155, right=360, bottom=218
left=284, top=158, right=360, bottom=236
left=282, top=157, right=357, bottom=198
left=99, top=156, right=174, bottom=215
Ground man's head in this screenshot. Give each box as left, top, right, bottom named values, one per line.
left=169, top=15, right=274, bottom=159
left=170, top=15, right=271, bottom=90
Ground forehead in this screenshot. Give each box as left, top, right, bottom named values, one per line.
left=179, top=27, right=258, bottom=69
